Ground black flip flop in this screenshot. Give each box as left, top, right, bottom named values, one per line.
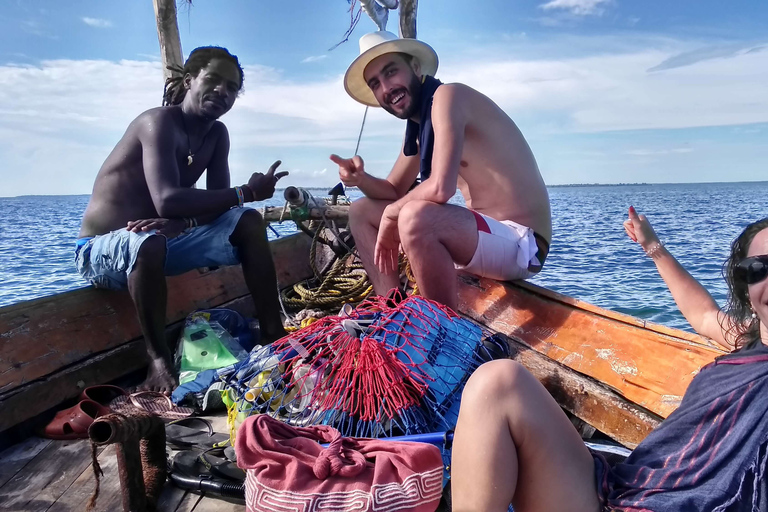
left=171, top=448, right=245, bottom=482
left=198, top=447, right=246, bottom=482
left=165, top=417, right=230, bottom=449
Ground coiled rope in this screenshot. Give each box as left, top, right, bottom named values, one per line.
left=280, top=219, right=373, bottom=321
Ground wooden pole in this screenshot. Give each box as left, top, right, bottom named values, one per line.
left=259, top=205, right=350, bottom=223
left=152, top=0, right=184, bottom=82
left=399, top=0, right=418, bottom=38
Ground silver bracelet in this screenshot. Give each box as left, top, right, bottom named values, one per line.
left=645, top=241, right=665, bottom=258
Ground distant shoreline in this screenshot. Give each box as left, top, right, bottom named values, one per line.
left=4, top=180, right=768, bottom=199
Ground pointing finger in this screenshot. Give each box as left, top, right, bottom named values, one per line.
left=266, top=160, right=282, bottom=177
left=628, top=206, right=640, bottom=222
left=329, top=154, right=349, bottom=167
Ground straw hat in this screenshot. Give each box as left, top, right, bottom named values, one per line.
left=344, top=31, right=438, bottom=107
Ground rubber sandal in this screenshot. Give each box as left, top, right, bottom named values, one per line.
left=109, top=391, right=194, bottom=421
left=166, top=417, right=230, bottom=449
left=42, top=399, right=109, bottom=440
left=170, top=448, right=244, bottom=482
left=79, top=384, right=127, bottom=411
left=172, top=450, right=210, bottom=478
left=198, top=447, right=246, bottom=482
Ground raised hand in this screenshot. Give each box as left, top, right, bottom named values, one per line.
left=330, top=154, right=366, bottom=187
left=247, top=160, right=289, bottom=201
left=623, top=206, right=660, bottom=251
left=126, top=218, right=186, bottom=239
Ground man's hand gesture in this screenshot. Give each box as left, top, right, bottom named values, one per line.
left=247, top=160, right=289, bottom=201
left=623, top=206, right=660, bottom=252
left=374, top=205, right=401, bottom=275
left=330, top=154, right=366, bottom=187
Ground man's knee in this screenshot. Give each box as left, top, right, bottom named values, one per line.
left=462, top=360, right=531, bottom=406
left=398, top=200, right=438, bottom=246
left=134, top=235, right=167, bottom=270
left=348, top=197, right=377, bottom=231
left=231, top=209, right=266, bottom=245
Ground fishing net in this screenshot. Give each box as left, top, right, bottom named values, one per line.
left=224, top=295, right=510, bottom=439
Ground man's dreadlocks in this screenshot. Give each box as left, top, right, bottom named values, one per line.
left=162, top=46, right=244, bottom=106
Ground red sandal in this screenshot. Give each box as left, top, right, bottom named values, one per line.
left=42, top=399, right=110, bottom=440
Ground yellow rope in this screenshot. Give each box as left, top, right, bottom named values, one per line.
left=281, top=224, right=373, bottom=313
left=400, top=253, right=419, bottom=296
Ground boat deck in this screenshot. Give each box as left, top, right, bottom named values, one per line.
left=0, top=413, right=453, bottom=512
left=0, top=415, right=244, bottom=512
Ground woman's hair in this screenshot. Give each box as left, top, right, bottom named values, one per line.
left=162, top=46, right=244, bottom=107
left=721, top=217, right=768, bottom=350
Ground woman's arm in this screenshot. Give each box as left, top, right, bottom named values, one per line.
left=624, top=206, right=733, bottom=349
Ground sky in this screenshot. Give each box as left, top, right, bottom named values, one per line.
left=0, top=0, right=766, bottom=197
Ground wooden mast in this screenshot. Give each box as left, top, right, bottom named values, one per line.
left=152, top=0, right=184, bottom=81
left=399, top=0, right=418, bottom=38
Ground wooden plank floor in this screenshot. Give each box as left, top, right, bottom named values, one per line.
left=0, top=414, right=245, bottom=512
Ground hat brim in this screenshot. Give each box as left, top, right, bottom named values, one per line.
left=344, top=39, right=438, bottom=107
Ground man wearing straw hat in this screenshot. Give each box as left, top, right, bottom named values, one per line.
left=331, top=31, right=552, bottom=310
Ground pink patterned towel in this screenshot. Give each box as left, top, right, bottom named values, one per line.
left=236, top=415, right=443, bottom=512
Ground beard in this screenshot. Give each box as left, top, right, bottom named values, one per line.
left=381, top=72, right=422, bottom=120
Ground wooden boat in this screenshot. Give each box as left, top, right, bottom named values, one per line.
left=0, top=229, right=726, bottom=443
left=0, top=3, right=729, bottom=508
left=0, top=219, right=727, bottom=510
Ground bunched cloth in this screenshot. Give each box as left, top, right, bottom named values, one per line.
left=601, top=344, right=768, bottom=511
left=403, top=75, right=442, bottom=183
left=235, top=415, right=443, bottom=512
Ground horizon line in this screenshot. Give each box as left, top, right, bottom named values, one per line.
left=3, top=179, right=768, bottom=199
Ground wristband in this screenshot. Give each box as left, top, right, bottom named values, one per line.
left=645, top=241, right=665, bottom=258
left=235, top=186, right=245, bottom=207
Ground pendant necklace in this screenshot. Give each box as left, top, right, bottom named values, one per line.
left=180, top=108, right=206, bottom=166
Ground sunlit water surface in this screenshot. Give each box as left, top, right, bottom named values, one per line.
left=2, top=182, right=765, bottom=332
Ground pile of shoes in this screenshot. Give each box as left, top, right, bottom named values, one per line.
left=165, top=418, right=246, bottom=498
left=42, top=385, right=195, bottom=440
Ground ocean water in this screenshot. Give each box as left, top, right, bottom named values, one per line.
left=1, top=182, right=765, bottom=332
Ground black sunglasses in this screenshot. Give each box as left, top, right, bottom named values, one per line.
left=735, top=255, right=768, bottom=285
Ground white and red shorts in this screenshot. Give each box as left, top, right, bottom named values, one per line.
left=455, top=210, right=548, bottom=281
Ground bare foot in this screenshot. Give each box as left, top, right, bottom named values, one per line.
left=136, top=358, right=177, bottom=395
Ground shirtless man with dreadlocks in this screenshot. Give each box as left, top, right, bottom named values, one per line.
left=76, top=46, right=288, bottom=393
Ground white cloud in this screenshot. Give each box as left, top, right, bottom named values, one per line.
left=539, top=0, right=611, bottom=16
left=82, top=17, right=112, bottom=28
left=648, top=43, right=766, bottom=72
left=301, top=55, right=328, bottom=64
left=1, top=34, right=767, bottom=195
left=442, top=42, right=768, bottom=132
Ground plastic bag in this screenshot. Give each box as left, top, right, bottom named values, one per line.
left=175, top=315, right=249, bottom=385
left=192, top=308, right=256, bottom=352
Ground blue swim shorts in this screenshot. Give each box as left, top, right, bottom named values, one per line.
left=74, top=208, right=251, bottom=291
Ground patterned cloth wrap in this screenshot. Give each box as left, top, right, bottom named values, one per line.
left=236, top=414, right=443, bottom=512
left=225, top=296, right=504, bottom=439
left=600, top=344, right=768, bottom=511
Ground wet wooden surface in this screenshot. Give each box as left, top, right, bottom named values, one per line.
left=0, top=414, right=246, bottom=512
left=502, top=332, right=662, bottom=448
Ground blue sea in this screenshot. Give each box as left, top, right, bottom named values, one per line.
left=1, top=182, right=765, bottom=332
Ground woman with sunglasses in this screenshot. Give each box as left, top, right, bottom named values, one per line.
left=450, top=213, right=768, bottom=512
